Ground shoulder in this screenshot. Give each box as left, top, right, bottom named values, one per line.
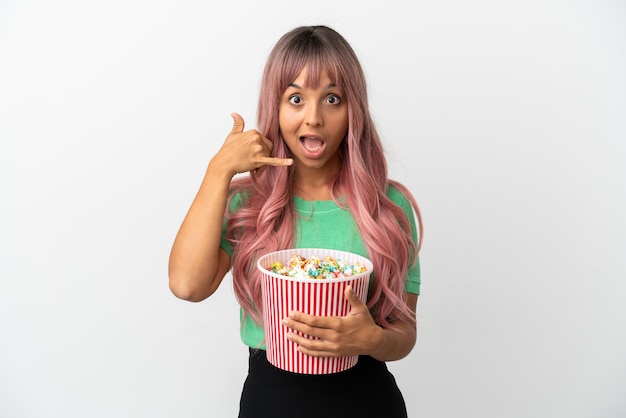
left=227, top=186, right=253, bottom=213
left=386, top=182, right=405, bottom=201
left=386, top=181, right=413, bottom=210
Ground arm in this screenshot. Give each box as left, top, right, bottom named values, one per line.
left=369, top=292, right=418, bottom=361
left=168, top=113, right=292, bottom=302
left=283, top=287, right=418, bottom=362
left=167, top=162, right=233, bottom=302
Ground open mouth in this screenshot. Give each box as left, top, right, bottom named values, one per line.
left=300, top=135, right=325, bottom=152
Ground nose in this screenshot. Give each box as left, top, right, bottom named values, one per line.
left=304, top=103, right=322, bottom=127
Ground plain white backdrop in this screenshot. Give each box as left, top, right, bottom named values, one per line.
left=1, top=0, right=625, bottom=417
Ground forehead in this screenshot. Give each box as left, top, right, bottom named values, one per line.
left=289, top=64, right=341, bottom=91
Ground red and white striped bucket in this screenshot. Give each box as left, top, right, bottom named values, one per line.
left=257, top=248, right=372, bottom=374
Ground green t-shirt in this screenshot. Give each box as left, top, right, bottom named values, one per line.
left=220, top=185, right=420, bottom=348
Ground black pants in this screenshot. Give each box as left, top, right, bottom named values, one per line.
left=239, top=348, right=408, bottom=418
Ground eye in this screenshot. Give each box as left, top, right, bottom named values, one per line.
left=288, top=95, right=302, bottom=105
left=326, top=94, right=341, bottom=105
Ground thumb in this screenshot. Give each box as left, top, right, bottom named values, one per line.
left=345, top=285, right=364, bottom=308
left=230, top=112, right=245, bottom=134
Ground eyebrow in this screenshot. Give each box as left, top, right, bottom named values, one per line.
left=288, top=82, right=338, bottom=89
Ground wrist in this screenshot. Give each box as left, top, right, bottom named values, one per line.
left=206, top=158, right=236, bottom=183
left=369, top=325, right=387, bottom=358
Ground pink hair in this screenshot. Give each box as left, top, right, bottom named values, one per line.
left=226, top=26, right=423, bottom=329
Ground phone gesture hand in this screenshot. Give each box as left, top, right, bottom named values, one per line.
left=216, top=113, right=293, bottom=177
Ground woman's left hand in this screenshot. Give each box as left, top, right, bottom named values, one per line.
left=281, top=285, right=384, bottom=357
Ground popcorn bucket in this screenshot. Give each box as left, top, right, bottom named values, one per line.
left=257, top=248, right=373, bottom=374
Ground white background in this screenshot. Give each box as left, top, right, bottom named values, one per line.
left=1, top=1, right=625, bottom=417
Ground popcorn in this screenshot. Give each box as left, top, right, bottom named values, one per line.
left=268, top=253, right=367, bottom=279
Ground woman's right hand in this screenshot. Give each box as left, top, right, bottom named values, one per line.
left=211, top=112, right=293, bottom=178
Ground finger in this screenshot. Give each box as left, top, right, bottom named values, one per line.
left=283, top=310, right=313, bottom=327
left=284, top=322, right=320, bottom=340
left=256, top=156, right=294, bottom=168
left=230, top=112, right=245, bottom=134
left=287, top=334, right=337, bottom=357
left=284, top=311, right=334, bottom=330
left=253, top=156, right=293, bottom=177
left=344, top=285, right=365, bottom=308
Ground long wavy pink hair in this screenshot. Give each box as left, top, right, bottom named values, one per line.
left=225, top=25, right=423, bottom=329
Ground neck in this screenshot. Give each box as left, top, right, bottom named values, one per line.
left=293, top=165, right=340, bottom=201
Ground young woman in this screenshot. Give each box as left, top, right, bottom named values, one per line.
left=169, top=25, right=423, bottom=418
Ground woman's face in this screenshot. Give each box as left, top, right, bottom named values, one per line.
left=278, top=66, right=349, bottom=176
